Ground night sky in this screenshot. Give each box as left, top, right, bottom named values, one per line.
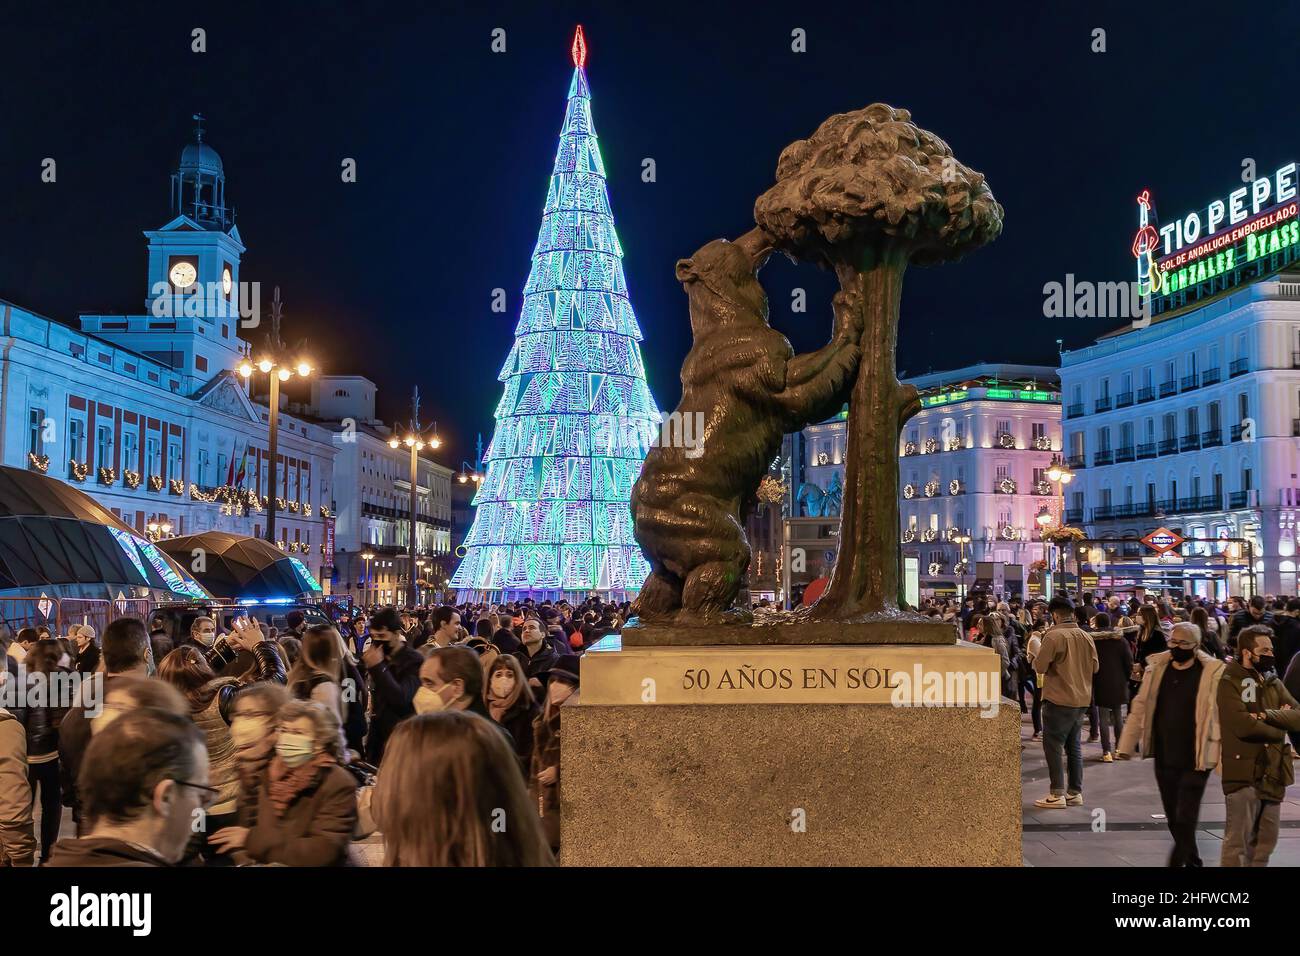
left=2, top=0, right=1297, bottom=466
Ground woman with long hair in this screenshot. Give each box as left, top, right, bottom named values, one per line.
left=210, top=700, right=357, bottom=866
left=1190, top=606, right=1226, bottom=659
left=157, top=627, right=285, bottom=857
left=484, top=654, right=539, bottom=772
left=373, top=711, right=553, bottom=866
left=287, top=625, right=344, bottom=726
left=530, top=656, right=579, bottom=855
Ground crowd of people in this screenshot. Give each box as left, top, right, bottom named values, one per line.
left=0, top=597, right=630, bottom=867
left=920, top=590, right=1300, bottom=867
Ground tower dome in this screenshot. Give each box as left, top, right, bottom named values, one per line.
left=179, top=140, right=224, bottom=176
left=171, top=113, right=233, bottom=231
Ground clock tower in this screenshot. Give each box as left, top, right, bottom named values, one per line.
left=81, top=115, right=249, bottom=392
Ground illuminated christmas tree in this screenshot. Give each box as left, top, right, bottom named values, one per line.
left=451, top=25, right=660, bottom=599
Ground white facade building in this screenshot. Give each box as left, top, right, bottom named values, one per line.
left=309, top=376, right=453, bottom=604
left=0, top=125, right=452, bottom=600
left=794, top=363, right=1062, bottom=597
left=1059, top=273, right=1300, bottom=597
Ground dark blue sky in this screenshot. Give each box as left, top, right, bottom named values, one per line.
left=2, top=0, right=1297, bottom=465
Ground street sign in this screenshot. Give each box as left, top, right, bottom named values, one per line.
left=1141, top=526, right=1185, bottom=555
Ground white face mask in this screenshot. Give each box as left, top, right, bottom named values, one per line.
left=490, top=673, right=516, bottom=699
left=414, top=685, right=448, bottom=715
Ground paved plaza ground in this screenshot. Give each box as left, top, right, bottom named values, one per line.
left=1018, top=709, right=1300, bottom=867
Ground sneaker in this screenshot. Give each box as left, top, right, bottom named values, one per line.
left=1031, top=732, right=1042, bottom=740
left=1101, top=752, right=1114, bottom=763
left=1065, top=792, right=1084, bottom=806
left=1034, top=794, right=1067, bottom=809
left=1087, top=734, right=1100, bottom=743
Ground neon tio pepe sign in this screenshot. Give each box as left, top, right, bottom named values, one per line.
left=1133, top=162, right=1300, bottom=315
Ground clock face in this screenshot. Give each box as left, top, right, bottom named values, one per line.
left=169, top=261, right=198, bottom=290
left=222, top=266, right=233, bottom=296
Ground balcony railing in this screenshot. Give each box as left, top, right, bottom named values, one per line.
left=1230, top=357, right=1249, bottom=377
left=1093, top=449, right=1114, bottom=466
left=1180, top=433, right=1201, bottom=452
left=1176, top=494, right=1222, bottom=514
left=1137, top=386, right=1155, bottom=403
left=1116, top=391, right=1134, bottom=408
left=1159, top=381, right=1177, bottom=398
left=1066, top=403, right=1085, bottom=419
left=1158, top=438, right=1179, bottom=455
left=1136, top=441, right=1157, bottom=459
left=1065, top=508, right=1084, bottom=524
left=1293, top=418, right=1300, bottom=437
left=1228, top=490, right=1250, bottom=509
left=1180, top=373, right=1199, bottom=392
left=1294, top=351, right=1300, bottom=370
left=1201, top=428, right=1223, bottom=448
left=1093, top=502, right=1155, bottom=521
left=1202, top=367, right=1221, bottom=385
left=1230, top=422, right=1248, bottom=441
left=1094, top=397, right=1113, bottom=413
left=1066, top=454, right=1087, bottom=470
left=1115, top=445, right=1136, bottom=462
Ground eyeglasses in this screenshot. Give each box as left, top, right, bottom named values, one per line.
left=172, top=779, right=220, bottom=807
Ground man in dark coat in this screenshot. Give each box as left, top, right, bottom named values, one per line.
left=1227, top=595, right=1273, bottom=649
left=1218, top=625, right=1300, bottom=867
left=360, top=607, right=422, bottom=764
left=514, top=618, right=559, bottom=693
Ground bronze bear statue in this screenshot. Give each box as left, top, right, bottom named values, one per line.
left=629, top=227, right=862, bottom=625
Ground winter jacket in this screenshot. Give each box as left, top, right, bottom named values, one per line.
left=514, top=642, right=558, bottom=685
left=1228, top=609, right=1273, bottom=646
left=363, top=644, right=422, bottom=764
left=1091, top=630, right=1135, bottom=708
left=243, top=762, right=357, bottom=867
left=1035, top=624, right=1098, bottom=708
left=45, top=836, right=169, bottom=867
left=0, top=708, right=36, bottom=866
left=1117, top=649, right=1224, bottom=770
left=492, top=697, right=539, bottom=773
left=1271, top=614, right=1300, bottom=677
left=1217, top=661, right=1300, bottom=801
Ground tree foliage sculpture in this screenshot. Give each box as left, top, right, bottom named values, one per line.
left=754, top=104, right=1003, bottom=622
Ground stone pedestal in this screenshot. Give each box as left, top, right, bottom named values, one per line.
left=562, top=640, right=1022, bottom=866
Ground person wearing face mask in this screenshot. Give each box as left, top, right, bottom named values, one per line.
left=514, top=617, right=559, bottom=695
left=156, top=623, right=285, bottom=860
left=360, top=607, right=423, bottom=764
left=226, top=683, right=291, bottom=827
left=530, top=655, right=579, bottom=855
left=1117, top=622, right=1225, bottom=866
left=485, top=655, right=538, bottom=772
left=1218, top=625, right=1300, bottom=867
left=45, top=709, right=212, bottom=867
left=209, top=700, right=357, bottom=866
left=414, top=646, right=505, bottom=729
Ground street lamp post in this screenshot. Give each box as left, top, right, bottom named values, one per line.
left=955, top=532, right=972, bottom=600
left=236, top=288, right=313, bottom=546
left=389, top=387, right=441, bottom=608
left=362, top=550, right=375, bottom=607
left=1044, top=456, right=1075, bottom=598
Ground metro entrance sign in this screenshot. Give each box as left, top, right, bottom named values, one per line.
left=1141, top=526, right=1185, bottom=555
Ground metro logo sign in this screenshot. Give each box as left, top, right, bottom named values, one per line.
left=1141, top=527, right=1185, bottom=555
